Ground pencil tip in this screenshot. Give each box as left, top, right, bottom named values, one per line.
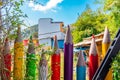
left=28, top=36, right=35, bottom=54
left=92, top=34, right=95, bottom=38
left=40, top=53, right=47, bottom=66
left=41, top=53, right=46, bottom=59
left=15, top=26, right=22, bottom=42
left=77, top=50, right=86, bottom=66
left=65, top=25, right=72, bottom=43
left=54, top=35, right=57, bottom=41
left=3, top=37, right=10, bottom=54
left=30, top=35, right=33, bottom=43
left=5, top=37, right=8, bottom=42
left=53, top=35, right=59, bottom=54
left=103, top=27, right=111, bottom=43
left=30, top=35, right=32, bottom=40
left=89, top=35, right=97, bottom=55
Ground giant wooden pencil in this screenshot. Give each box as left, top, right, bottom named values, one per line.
left=51, top=35, right=60, bottom=80
left=2, top=38, right=11, bottom=80
left=26, top=36, right=36, bottom=80
left=89, top=35, right=98, bottom=80
left=39, top=53, right=48, bottom=80
left=64, top=25, right=73, bottom=80
left=76, top=50, right=86, bottom=80
left=14, top=26, right=24, bottom=80
left=102, top=27, right=112, bottom=80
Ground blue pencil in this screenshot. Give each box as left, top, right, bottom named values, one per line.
left=76, top=50, right=86, bottom=80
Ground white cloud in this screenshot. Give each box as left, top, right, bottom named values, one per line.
left=28, top=0, right=63, bottom=12
left=51, top=9, right=57, bottom=13
left=28, top=1, right=34, bottom=7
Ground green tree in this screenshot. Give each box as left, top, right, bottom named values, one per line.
left=0, top=0, right=27, bottom=79
left=72, top=5, right=108, bottom=43
left=96, top=0, right=120, bottom=36
left=0, top=0, right=27, bottom=41
left=112, top=52, right=120, bottom=80
left=72, top=1, right=120, bottom=43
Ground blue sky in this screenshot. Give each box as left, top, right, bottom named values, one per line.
left=21, top=0, right=101, bottom=27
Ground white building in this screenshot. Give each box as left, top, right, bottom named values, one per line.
left=38, top=18, right=65, bottom=47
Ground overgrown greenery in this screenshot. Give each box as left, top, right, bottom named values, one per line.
left=72, top=0, right=120, bottom=43
left=0, top=0, right=27, bottom=79
left=112, top=52, right=120, bottom=80
left=0, top=0, right=27, bottom=42
left=72, top=5, right=105, bottom=42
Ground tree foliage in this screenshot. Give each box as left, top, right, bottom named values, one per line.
left=0, top=0, right=27, bottom=42
left=104, top=0, right=120, bottom=35
left=0, top=0, right=27, bottom=79
left=72, top=0, right=120, bottom=43
left=72, top=5, right=107, bottom=43
left=112, top=52, right=120, bottom=80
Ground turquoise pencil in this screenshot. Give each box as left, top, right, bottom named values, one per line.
left=76, top=50, right=86, bottom=80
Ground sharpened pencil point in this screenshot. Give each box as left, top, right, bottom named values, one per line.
left=65, top=25, right=73, bottom=44
left=77, top=50, right=86, bottom=66
left=103, top=27, right=111, bottom=43
left=15, top=26, right=22, bottom=43
left=89, top=35, right=97, bottom=55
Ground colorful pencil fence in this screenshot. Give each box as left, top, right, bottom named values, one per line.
left=64, top=25, right=73, bottom=80
left=39, top=53, right=48, bottom=80
left=13, top=26, right=24, bottom=80
left=76, top=50, right=86, bottom=80
left=51, top=35, right=60, bottom=80
left=89, top=35, right=98, bottom=80
left=1, top=24, right=116, bottom=80
left=26, top=36, right=36, bottom=80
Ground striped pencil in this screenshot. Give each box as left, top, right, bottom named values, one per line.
left=39, top=53, right=48, bottom=80
left=13, top=26, right=24, bottom=80
left=51, top=35, right=60, bottom=80
left=2, top=38, right=11, bottom=80
left=76, top=50, right=86, bottom=80
left=89, top=35, right=98, bottom=80
left=26, top=36, right=36, bottom=80
left=102, top=27, right=112, bottom=80
left=64, top=25, right=73, bottom=80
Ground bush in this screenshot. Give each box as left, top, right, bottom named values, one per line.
left=112, top=52, right=120, bottom=80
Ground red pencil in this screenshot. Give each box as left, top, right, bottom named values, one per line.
left=2, top=38, right=11, bottom=80
left=89, top=35, right=98, bottom=80
left=51, top=35, right=60, bottom=80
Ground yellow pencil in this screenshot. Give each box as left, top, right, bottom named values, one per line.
left=102, top=27, right=112, bottom=80
left=13, top=26, right=24, bottom=80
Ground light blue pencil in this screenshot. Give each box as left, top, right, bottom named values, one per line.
left=76, top=50, right=86, bottom=80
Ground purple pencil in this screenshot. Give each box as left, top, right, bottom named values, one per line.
left=64, top=25, right=73, bottom=80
